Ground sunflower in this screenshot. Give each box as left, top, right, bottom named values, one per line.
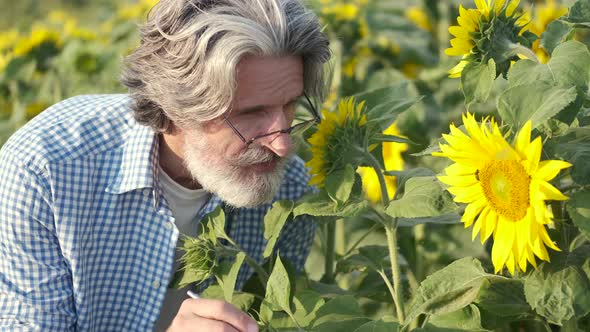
left=358, top=122, right=407, bottom=203
left=526, top=0, right=568, bottom=63
left=433, top=113, right=571, bottom=274
left=307, top=97, right=367, bottom=187
left=12, top=25, right=62, bottom=57
left=405, top=6, right=433, bottom=32
left=446, top=0, right=532, bottom=78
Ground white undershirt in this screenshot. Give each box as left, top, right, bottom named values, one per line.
left=155, top=164, right=210, bottom=332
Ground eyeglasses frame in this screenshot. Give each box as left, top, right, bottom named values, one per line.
left=223, top=93, right=320, bottom=146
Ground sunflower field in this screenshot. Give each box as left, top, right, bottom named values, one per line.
left=2, top=0, right=590, bottom=331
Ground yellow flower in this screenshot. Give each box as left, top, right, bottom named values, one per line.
left=0, top=29, right=20, bottom=51
left=0, top=52, right=13, bottom=72
left=322, top=3, right=359, bottom=21
left=400, top=62, right=423, bottom=79
left=343, top=57, right=357, bottom=78
left=405, top=6, right=432, bottom=32
left=118, top=0, right=158, bottom=21
left=307, top=97, right=367, bottom=187
left=448, top=58, right=470, bottom=78
left=433, top=113, right=571, bottom=275
left=359, top=18, right=370, bottom=38
left=358, top=122, right=407, bottom=203
left=446, top=0, right=527, bottom=77
left=13, top=25, right=62, bottom=57
left=528, top=0, right=568, bottom=63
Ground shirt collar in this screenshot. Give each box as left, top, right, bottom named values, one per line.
left=105, top=123, right=225, bottom=215
left=106, top=123, right=159, bottom=195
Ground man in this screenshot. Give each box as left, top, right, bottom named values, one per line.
left=0, top=0, right=330, bottom=331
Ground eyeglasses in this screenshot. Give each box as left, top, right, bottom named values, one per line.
left=223, top=93, right=321, bottom=146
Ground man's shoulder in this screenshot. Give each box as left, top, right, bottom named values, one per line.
left=1, top=94, right=135, bottom=170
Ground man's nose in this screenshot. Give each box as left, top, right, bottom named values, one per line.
left=261, top=110, right=293, bottom=157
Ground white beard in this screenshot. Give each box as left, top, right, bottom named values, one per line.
left=183, top=130, right=289, bottom=208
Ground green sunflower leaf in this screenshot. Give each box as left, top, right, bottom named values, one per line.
left=427, top=304, right=489, bottom=332
left=386, top=176, right=458, bottom=220
left=365, top=97, right=423, bottom=131
left=475, top=278, right=529, bottom=318
left=263, top=200, right=294, bottom=258
left=214, top=251, right=246, bottom=303
left=497, top=81, right=577, bottom=129
left=310, top=295, right=367, bottom=331
left=203, top=206, right=229, bottom=244
left=352, top=319, right=400, bottom=332
left=293, top=290, right=325, bottom=328
left=540, top=20, right=574, bottom=55
left=325, top=164, right=356, bottom=207
left=461, top=59, right=496, bottom=110
left=200, top=285, right=256, bottom=312
left=545, top=127, right=590, bottom=185
left=524, top=264, right=590, bottom=325
left=404, top=257, right=503, bottom=328
left=565, top=0, right=590, bottom=28
left=566, top=190, right=590, bottom=238
left=265, top=255, right=293, bottom=315
left=294, top=191, right=370, bottom=218
left=508, top=41, right=590, bottom=90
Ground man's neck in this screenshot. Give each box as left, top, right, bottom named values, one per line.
left=158, top=133, right=202, bottom=190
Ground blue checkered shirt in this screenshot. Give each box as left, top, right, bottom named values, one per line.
left=0, top=94, right=316, bottom=331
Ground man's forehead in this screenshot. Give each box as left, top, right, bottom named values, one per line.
left=233, top=55, right=304, bottom=108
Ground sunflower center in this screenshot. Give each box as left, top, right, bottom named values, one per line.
left=478, top=160, right=530, bottom=221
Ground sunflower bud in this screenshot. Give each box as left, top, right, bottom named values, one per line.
left=177, top=236, right=217, bottom=284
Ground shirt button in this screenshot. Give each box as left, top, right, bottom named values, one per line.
left=152, top=280, right=161, bottom=288
left=165, top=222, right=173, bottom=230
left=143, top=189, right=150, bottom=197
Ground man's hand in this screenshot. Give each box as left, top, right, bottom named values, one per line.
left=167, top=298, right=259, bottom=332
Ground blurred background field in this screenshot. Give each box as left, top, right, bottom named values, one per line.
left=1, top=0, right=587, bottom=317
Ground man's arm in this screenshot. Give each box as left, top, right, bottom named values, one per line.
left=0, top=153, right=76, bottom=330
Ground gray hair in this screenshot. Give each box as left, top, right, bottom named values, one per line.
left=121, top=0, right=331, bottom=133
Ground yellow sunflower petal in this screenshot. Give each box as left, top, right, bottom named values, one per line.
left=524, top=136, right=542, bottom=172
left=448, top=183, right=484, bottom=203
left=535, top=160, right=572, bottom=181
left=480, top=207, right=495, bottom=243
left=506, top=0, right=520, bottom=17
left=462, top=196, right=487, bottom=226
left=438, top=174, right=478, bottom=187
left=492, top=217, right=516, bottom=273
left=537, top=180, right=568, bottom=201
left=449, top=25, right=471, bottom=39
left=515, top=120, right=532, bottom=154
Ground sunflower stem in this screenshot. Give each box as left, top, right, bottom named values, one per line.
left=385, top=224, right=406, bottom=323
left=321, top=221, right=336, bottom=283
left=365, top=150, right=406, bottom=322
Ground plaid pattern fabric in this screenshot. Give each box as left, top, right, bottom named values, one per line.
left=0, top=94, right=316, bottom=331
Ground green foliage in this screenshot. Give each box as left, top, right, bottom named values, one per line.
left=461, top=59, right=496, bottom=109
left=263, top=201, right=295, bottom=258
left=405, top=258, right=502, bottom=327
left=567, top=190, right=590, bottom=239
left=215, top=252, right=246, bottom=303
left=524, top=263, right=590, bottom=325
left=265, top=256, right=293, bottom=315
left=325, top=164, right=356, bottom=207
left=386, top=176, right=459, bottom=223
left=5, top=1, right=590, bottom=331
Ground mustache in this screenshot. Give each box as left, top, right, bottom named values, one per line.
left=232, top=146, right=280, bottom=166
